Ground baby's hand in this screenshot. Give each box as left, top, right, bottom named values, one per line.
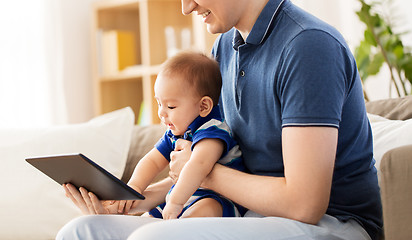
left=162, top=202, right=184, bottom=220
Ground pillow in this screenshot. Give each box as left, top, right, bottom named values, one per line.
left=0, top=107, right=134, bottom=240
left=368, top=113, right=412, bottom=171
left=365, top=96, right=412, bottom=121
left=122, top=124, right=167, bottom=183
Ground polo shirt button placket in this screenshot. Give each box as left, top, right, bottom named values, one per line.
left=235, top=70, right=245, bottom=109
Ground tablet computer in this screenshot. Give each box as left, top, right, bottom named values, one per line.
left=26, top=153, right=145, bottom=200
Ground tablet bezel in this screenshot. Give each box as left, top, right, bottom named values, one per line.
left=26, top=153, right=145, bottom=200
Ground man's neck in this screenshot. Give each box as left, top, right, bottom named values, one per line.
left=236, top=0, right=269, bottom=41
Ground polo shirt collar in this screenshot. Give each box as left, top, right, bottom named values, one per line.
left=233, top=0, right=287, bottom=50
left=188, top=105, right=221, bottom=133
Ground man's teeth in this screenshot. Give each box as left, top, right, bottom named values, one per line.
left=202, top=10, right=211, bottom=17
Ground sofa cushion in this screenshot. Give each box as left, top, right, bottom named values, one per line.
left=0, top=107, right=134, bottom=240
left=365, top=95, right=412, bottom=120
left=122, top=124, right=168, bottom=183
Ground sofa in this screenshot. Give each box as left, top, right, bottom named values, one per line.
left=365, top=96, right=412, bottom=240
left=1, top=96, right=411, bottom=240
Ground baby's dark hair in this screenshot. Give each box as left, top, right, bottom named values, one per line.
left=160, top=51, right=222, bottom=105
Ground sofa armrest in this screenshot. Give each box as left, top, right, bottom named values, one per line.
left=379, top=144, right=412, bottom=240
left=121, top=124, right=167, bottom=183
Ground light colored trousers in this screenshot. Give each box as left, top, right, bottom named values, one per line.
left=56, top=211, right=371, bottom=240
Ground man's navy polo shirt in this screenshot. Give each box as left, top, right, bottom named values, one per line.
left=212, top=0, right=382, bottom=239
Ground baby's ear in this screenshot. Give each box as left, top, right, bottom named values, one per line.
left=199, top=96, right=213, bottom=117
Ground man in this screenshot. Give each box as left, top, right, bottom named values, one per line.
left=57, top=0, right=382, bottom=239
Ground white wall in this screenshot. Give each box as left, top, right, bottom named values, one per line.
left=293, top=0, right=412, bottom=100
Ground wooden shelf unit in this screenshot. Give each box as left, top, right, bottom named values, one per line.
left=91, top=0, right=217, bottom=124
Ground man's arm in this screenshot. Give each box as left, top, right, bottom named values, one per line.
left=174, top=127, right=337, bottom=224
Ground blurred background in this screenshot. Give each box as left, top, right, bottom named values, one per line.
left=0, top=0, right=411, bottom=127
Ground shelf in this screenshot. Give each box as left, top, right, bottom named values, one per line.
left=91, top=0, right=217, bottom=124
left=99, top=65, right=161, bottom=82
left=100, top=78, right=143, bottom=119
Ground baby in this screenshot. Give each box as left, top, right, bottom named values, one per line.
left=123, top=51, right=244, bottom=219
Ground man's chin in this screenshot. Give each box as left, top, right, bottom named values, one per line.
left=207, top=24, right=231, bottom=35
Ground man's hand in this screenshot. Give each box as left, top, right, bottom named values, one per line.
left=169, top=139, right=192, bottom=183
left=63, top=183, right=120, bottom=215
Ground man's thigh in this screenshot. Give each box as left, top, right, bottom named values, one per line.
left=56, top=215, right=161, bottom=240
left=128, top=213, right=370, bottom=240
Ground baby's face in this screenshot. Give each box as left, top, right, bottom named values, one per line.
left=154, top=73, right=201, bottom=136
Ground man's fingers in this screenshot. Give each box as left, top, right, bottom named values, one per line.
left=89, top=192, right=108, bottom=214
left=168, top=170, right=178, bottom=183
left=64, top=184, right=89, bottom=214
left=125, top=200, right=134, bottom=215
left=174, top=139, right=191, bottom=151
left=118, top=200, right=126, bottom=214
left=80, top=187, right=96, bottom=215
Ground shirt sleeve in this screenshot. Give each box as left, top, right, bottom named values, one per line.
left=154, top=131, right=174, bottom=162
left=191, top=122, right=235, bottom=158
left=277, top=29, right=351, bottom=128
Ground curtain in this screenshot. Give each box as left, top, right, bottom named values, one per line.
left=0, top=0, right=67, bottom=127
left=0, top=0, right=98, bottom=127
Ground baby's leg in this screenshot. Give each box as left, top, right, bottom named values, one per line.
left=141, top=212, right=154, bottom=217
left=180, top=198, right=223, bottom=218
